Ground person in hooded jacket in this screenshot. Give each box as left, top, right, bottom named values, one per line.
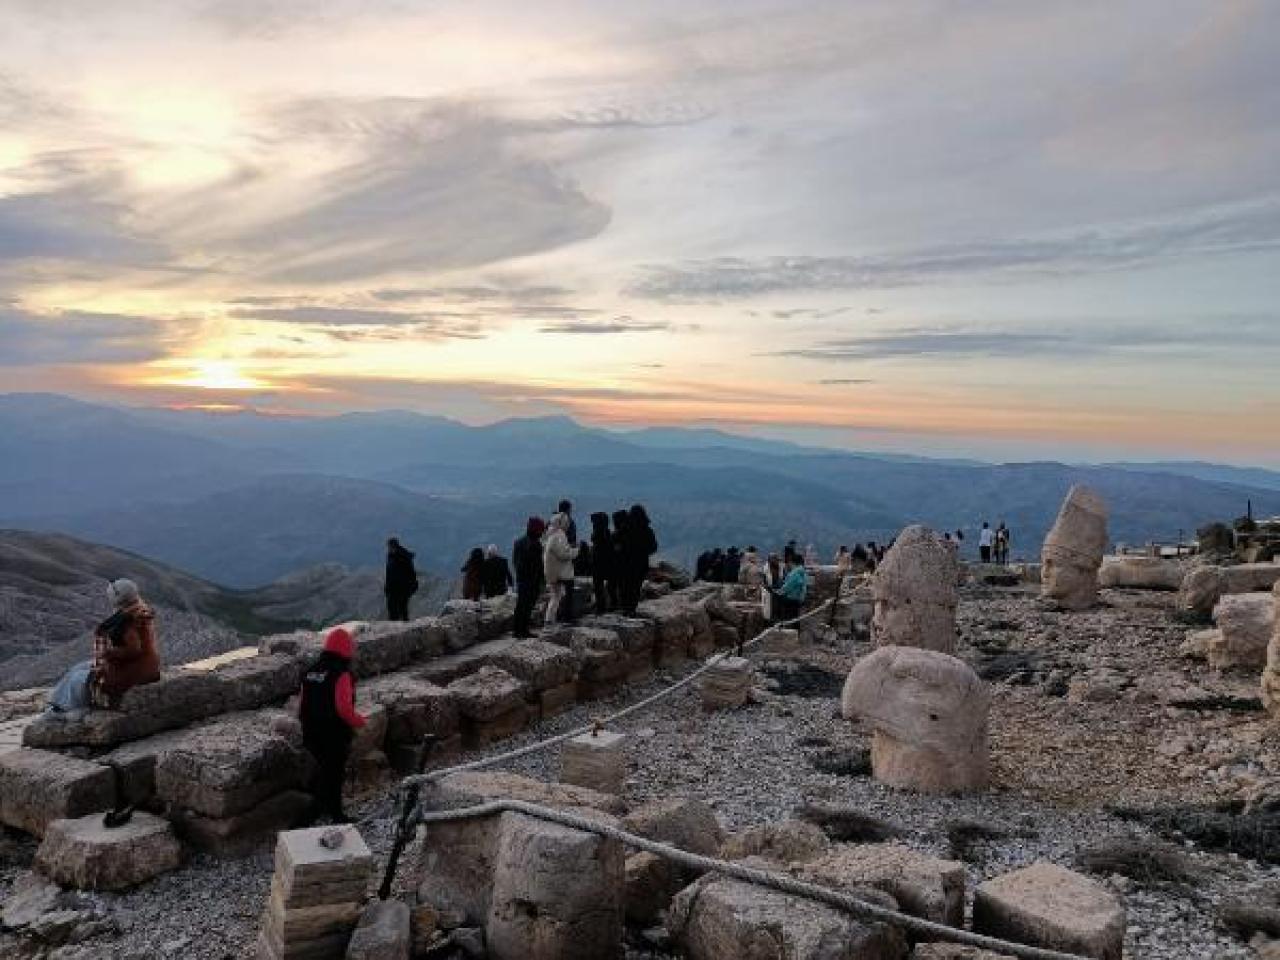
left=543, top=512, right=579, bottom=625
left=91, top=578, right=161, bottom=708
left=461, top=547, right=485, bottom=601
left=512, top=517, right=546, bottom=638
left=482, top=544, right=513, bottom=598
left=619, top=504, right=657, bottom=614
left=589, top=512, right=614, bottom=615
left=299, top=627, right=366, bottom=824
left=384, top=538, right=419, bottom=621
left=722, top=546, right=742, bottom=585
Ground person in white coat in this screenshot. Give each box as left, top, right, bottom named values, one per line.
left=542, top=512, right=580, bottom=625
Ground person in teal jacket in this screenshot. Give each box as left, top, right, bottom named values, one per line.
left=771, top=555, right=808, bottom=622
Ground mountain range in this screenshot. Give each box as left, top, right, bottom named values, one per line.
left=3, top=392, right=1278, bottom=589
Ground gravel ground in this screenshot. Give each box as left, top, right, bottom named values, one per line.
left=2, top=585, right=1276, bottom=959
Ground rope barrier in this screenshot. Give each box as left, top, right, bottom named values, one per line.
left=396, top=596, right=835, bottom=791
left=413, top=798, right=1092, bottom=960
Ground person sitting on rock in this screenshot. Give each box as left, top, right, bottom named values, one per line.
left=94, top=578, right=161, bottom=708
left=299, top=627, right=366, bottom=825
left=461, top=547, right=486, bottom=601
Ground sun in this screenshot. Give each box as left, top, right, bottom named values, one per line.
left=178, top=360, right=266, bottom=391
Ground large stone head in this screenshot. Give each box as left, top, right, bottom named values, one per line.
left=871, top=525, right=958, bottom=651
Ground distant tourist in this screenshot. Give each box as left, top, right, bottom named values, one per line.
left=619, top=504, right=657, bottom=614
left=695, top=549, right=713, bottom=582
left=996, top=522, right=1011, bottom=564
left=611, top=509, right=631, bottom=606
left=48, top=578, right=161, bottom=715
left=722, top=546, right=742, bottom=585
left=783, top=540, right=799, bottom=564
left=299, top=627, right=366, bottom=825
left=770, top=555, right=808, bottom=622
left=558, top=499, right=578, bottom=545
left=543, top=513, right=580, bottom=624
left=739, top=546, right=765, bottom=594
left=589, top=512, right=615, bottom=614
left=708, top=547, right=725, bottom=583
left=482, top=544, right=513, bottom=598
left=384, top=537, right=419, bottom=621
left=766, top=552, right=783, bottom=588
left=979, top=521, right=994, bottom=563
left=461, top=547, right=486, bottom=601
left=512, top=517, right=546, bottom=638
left=835, top=545, right=851, bottom=575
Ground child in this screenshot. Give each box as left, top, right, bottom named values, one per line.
left=299, top=627, right=366, bottom=824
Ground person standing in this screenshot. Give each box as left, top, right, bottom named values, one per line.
left=543, top=513, right=580, bottom=625
left=722, top=546, right=742, bottom=585
left=461, top=547, right=485, bottom=601
left=996, top=522, right=1010, bottom=564
left=589, top=512, right=614, bottom=615
left=620, top=504, right=657, bottom=614
left=512, top=517, right=546, bottom=638
left=979, top=522, right=994, bottom=563
left=770, top=556, right=808, bottom=622
left=738, top=547, right=765, bottom=595
left=384, top=538, right=419, bottom=622
left=556, top=500, right=578, bottom=620
left=611, top=510, right=631, bottom=611
left=482, top=544, right=513, bottom=598
left=835, top=545, right=852, bottom=576
left=299, top=627, right=366, bottom=825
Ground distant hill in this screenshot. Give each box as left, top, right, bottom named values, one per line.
left=2, top=393, right=1278, bottom=585
left=0, top=530, right=446, bottom=690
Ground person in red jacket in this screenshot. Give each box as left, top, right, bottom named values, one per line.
left=299, top=627, right=366, bottom=824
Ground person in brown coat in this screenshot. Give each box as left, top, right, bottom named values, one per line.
left=93, top=578, right=161, bottom=706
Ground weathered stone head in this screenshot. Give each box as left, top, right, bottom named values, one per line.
left=841, top=645, right=990, bottom=794
left=1041, top=484, right=1109, bottom=610
left=871, top=525, right=959, bottom=653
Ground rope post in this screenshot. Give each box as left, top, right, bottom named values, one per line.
left=378, top=734, right=438, bottom=900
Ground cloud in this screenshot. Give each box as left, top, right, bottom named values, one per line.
left=777, top=317, right=1280, bottom=362
left=537, top=315, right=678, bottom=335
left=0, top=307, right=172, bottom=365
left=229, top=304, right=487, bottom=340
left=815, top=378, right=874, bottom=385
left=630, top=197, right=1280, bottom=300
left=219, top=98, right=612, bottom=284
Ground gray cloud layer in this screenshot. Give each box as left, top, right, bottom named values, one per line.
left=0, top=308, right=170, bottom=365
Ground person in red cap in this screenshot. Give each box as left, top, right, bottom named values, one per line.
left=298, top=626, right=366, bottom=824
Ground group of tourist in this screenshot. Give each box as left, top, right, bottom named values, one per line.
left=458, top=545, right=514, bottom=602
left=978, top=520, right=1012, bottom=563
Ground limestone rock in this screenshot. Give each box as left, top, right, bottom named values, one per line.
left=972, top=861, right=1125, bottom=960
left=622, top=797, right=724, bottom=858
left=0, top=749, right=114, bottom=836
left=1210, top=592, right=1274, bottom=669
left=624, top=852, right=679, bottom=926
left=1097, top=557, right=1184, bottom=591
left=1040, top=485, right=1109, bottom=610
left=668, top=875, right=908, bottom=960
left=154, top=712, right=311, bottom=818
left=347, top=899, right=411, bottom=960
left=797, top=843, right=964, bottom=926
left=721, top=820, right=831, bottom=865
left=699, top=657, right=752, bottom=710
left=174, top=789, right=311, bottom=856
left=561, top=730, right=628, bottom=795
left=1178, top=566, right=1224, bottom=620
left=1264, top=582, right=1280, bottom=717
left=841, top=646, right=990, bottom=794
left=486, top=811, right=624, bottom=960
left=260, top=825, right=372, bottom=959
left=872, top=526, right=959, bottom=653
left=489, top=639, right=579, bottom=692
left=447, top=667, right=528, bottom=722
left=362, top=675, right=459, bottom=748
left=35, top=811, right=181, bottom=891
left=213, top=654, right=302, bottom=712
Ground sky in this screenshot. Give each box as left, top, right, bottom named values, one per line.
left=1, top=0, right=1278, bottom=466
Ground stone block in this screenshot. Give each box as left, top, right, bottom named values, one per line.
left=417, top=637, right=514, bottom=687
left=275, top=824, right=373, bottom=899
left=624, top=851, right=679, bottom=926
left=461, top=704, right=529, bottom=750
left=119, top=668, right=229, bottom=730
left=155, top=712, right=312, bottom=818
left=351, top=623, right=419, bottom=678
left=214, top=654, right=302, bottom=712
left=1098, top=557, right=1184, bottom=591
left=721, top=820, right=830, bottom=865
left=689, top=630, right=717, bottom=659
left=711, top=621, right=741, bottom=649
left=538, top=681, right=578, bottom=719
left=347, top=899, right=411, bottom=960
left=35, top=811, right=181, bottom=891
left=699, top=657, right=752, bottom=710
left=100, top=728, right=193, bottom=809
left=447, top=667, right=528, bottom=722
left=362, top=675, right=459, bottom=747
left=668, top=875, right=907, bottom=960
left=561, top=730, right=628, bottom=794
left=22, top=711, right=138, bottom=749
left=761, top=627, right=802, bottom=655
left=798, top=843, right=965, bottom=926
left=1210, top=592, right=1274, bottom=669
left=173, top=789, right=312, bottom=856
left=489, top=639, right=579, bottom=692
left=972, top=861, right=1125, bottom=960
left=486, top=810, right=624, bottom=960
left=625, top=651, right=655, bottom=684
left=621, top=797, right=723, bottom=858
left=0, top=749, right=114, bottom=836
left=439, top=608, right=480, bottom=652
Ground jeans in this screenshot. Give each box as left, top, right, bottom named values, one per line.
left=514, top=584, right=539, bottom=636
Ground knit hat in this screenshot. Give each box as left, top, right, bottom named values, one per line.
left=323, top=627, right=355, bottom=659
left=107, top=578, right=140, bottom=608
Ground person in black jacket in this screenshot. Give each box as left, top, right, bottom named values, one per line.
left=722, top=546, right=742, bottom=584
left=512, top=517, right=546, bottom=638
left=299, top=627, right=366, bottom=824
left=620, top=503, right=657, bottom=614
left=482, top=544, right=513, bottom=598
left=589, top=512, right=614, bottom=615
left=384, top=538, right=418, bottom=621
